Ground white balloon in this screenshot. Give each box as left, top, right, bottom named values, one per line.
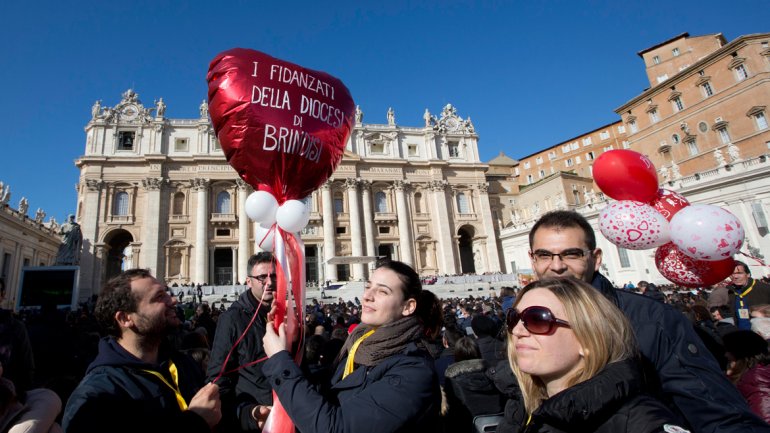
left=245, top=191, right=278, bottom=225
left=254, top=224, right=275, bottom=252
left=670, top=204, right=745, bottom=261
left=275, top=200, right=310, bottom=233
left=598, top=201, right=670, bottom=250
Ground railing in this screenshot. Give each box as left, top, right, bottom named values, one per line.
left=210, top=213, right=236, bottom=222
left=169, top=215, right=189, bottom=223
left=109, top=215, right=133, bottom=224
left=374, top=212, right=397, bottom=221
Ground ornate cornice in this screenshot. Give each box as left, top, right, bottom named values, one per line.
left=344, top=178, right=359, bottom=190
left=191, top=178, right=210, bottom=191
left=429, top=180, right=447, bottom=192
left=85, top=179, right=103, bottom=192
left=142, top=177, right=165, bottom=191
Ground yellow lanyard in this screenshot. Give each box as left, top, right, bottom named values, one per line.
left=342, top=329, right=376, bottom=379
left=737, top=280, right=757, bottom=309
left=142, top=360, right=188, bottom=411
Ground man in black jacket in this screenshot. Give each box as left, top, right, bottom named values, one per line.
left=728, top=260, right=770, bottom=330
left=207, top=252, right=275, bottom=432
left=63, top=269, right=221, bottom=433
left=517, top=210, right=768, bottom=433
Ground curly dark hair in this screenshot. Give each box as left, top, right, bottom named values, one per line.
left=529, top=210, right=597, bottom=250
left=95, top=269, right=153, bottom=337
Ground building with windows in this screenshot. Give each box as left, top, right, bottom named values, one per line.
left=75, top=93, right=500, bottom=299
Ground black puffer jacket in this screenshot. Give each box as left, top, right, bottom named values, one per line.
left=207, top=290, right=272, bottom=431
left=444, top=358, right=505, bottom=433
left=521, top=359, right=688, bottom=433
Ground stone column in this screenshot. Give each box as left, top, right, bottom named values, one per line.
left=321, top=181, right=337, bottom=281
left=394, top=180, right=414, bottom=267
left=141, top=177, right=165, bottom=276
left=477, top=183, right=501, bottom=272
left=236, top=179, right=250, bottom=281
left=193, top=178, right=209, bottom=284
left=346, top=178, right=365, bottom=279
left=429, top=180, right=457, bottom=274
left=231, top=246, right=238, bottom=284
left=79, top=179, right=103, bottom=299
left=360, top=180, right=376, bottom=263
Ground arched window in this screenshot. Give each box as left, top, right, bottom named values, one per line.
left=456, top=193, right=470, bottom=214
left=113, top=191, right=129, bottom=216
left=216, top=191, right=231, bottom=214
left=375, top=191, right=387, bottom=213
left=173, top=192, right=185, bottom=215
left=414, top=192, right=423, bottom=213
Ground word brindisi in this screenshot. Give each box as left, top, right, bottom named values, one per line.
left=270, top=64, right=335, bottom=100
left=262, top=123, right=322, bottom=163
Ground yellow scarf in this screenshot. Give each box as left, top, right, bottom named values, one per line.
left=342, top=329, right=376, bottom=379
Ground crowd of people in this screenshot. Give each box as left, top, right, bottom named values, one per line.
left=1, top=210, right=770, bottom=432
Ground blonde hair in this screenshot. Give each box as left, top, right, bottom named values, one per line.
left=508, top=277, right=637, bottom=414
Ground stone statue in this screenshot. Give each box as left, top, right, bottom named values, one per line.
left=18, top=197, right=28, bottom=216
left=465, top=117, right=475, bottom=133
left=122, top=89, right=138, bottom=103
left=680, top=122, right=690, bottom=135
left=34, top=208, right=45, bottom=224
left=155, top=98, right=166, bottom=117
left=583, top=189, right=592, bottom=205
left=727, top=143, right=741, bottom=162
left=199, top=100, right=208, bottom=118
left=671, top=161, right=682, bottom=180
left=91, top=100, right=101, bottom=119
left=0, top=185, right=10, bottom=206
left=123, top=246, right=134, bottom=269
left=423, top=109, right=432, bottom=127
left=355, top=105, right=363, bottom=124
left=387, top=107, right=395, bottom=126
left=714, top=148, right=726, bottom=166
left=660, top=166, right=670, bottom=182
left=55, top=214, right=83, bottom=266
left=48, top=217, right=59, bottom=232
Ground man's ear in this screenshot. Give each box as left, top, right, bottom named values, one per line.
left=592, top=248, right=603, bottom=273
left=115, top=311, right=133, bottom=330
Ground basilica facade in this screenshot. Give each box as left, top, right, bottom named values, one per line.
left=75, top=93, right=500, bottom=299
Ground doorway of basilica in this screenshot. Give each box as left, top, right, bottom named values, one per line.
left=458, top=226, right=476, bottom=274
left=104, top=229, right=133, bottom=282
left=213, top=248, right=233, bottom=285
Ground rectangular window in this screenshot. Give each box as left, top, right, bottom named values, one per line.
left=378, top=226, right=390, bottom=234
left=334, top=198, right=344, bottom=214
left=752, top=202, right=768, bottom=230
left=628, top=121, right=638, bottom=134
left=617, top=125, right=626, bottom=134
left=526, top=174, right=533, bottom=184
left=335, top=226, right=346, bottom=234
left=575, top=156, right=582, bottom=164
left=617, top=247, right=631, bottom=268
left=523, top=161, right=531, bottom=169
left=370, top=142, right=385, bottom=154
left=672, top=97, right=684, bottom=112
left=448, top=142, right=460, bottom=157
left=586, top=151, right=595, bottom=161
left=407, top=144, right=418, bottom=156
left=649, top=109, right=659, bottom=123
left=213, top=139, right=221, bottom=150
left=215, top=228, right=231, bottom=237
left=653, top=55, right=661, bottom=65
left=599, top=131, right=610, bottom=140
left=174, top=138, right=189, bottom=152
left=672, top=47, right=680, bottom=56
left=620, top=142, right=629, bottom=149
left=539, top=170, right=545, bottom=179
left=562, top=145, right=570, bottom=154
left=565, top=158, right=574, bottom=167
left=735, top=64, right=749, bottom=81
left=755, top=112, right=769, bottom=130
left=702, top=82, right=714, bottom=97
left=656, top=74, right=669, bottom=84
left=548, top=151, right=557, bottom=160
left=570, top=141, right=579, bottom=150
left=582, top=137, right=592, bottom=146
left=687, top=140, right=699, bottom=156
left=117, top=131, right=135, bottom=151
left=535, top=156, right=543, bottom=165
left=718, top=128, right=731, bottom=144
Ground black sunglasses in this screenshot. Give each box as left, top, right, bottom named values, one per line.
left=506, top=306, right=571, bottom=335
left=249, top=273, right=277, bottom=283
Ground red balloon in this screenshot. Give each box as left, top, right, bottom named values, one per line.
left=593, top=150, right=658, bottom=202
left=207, top=48, right=355, bottom=202
left=655, top=242, right=734, bottom=287
left=649, top=189, right=689, bottom=221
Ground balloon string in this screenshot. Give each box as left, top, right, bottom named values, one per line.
left=739, top=251, right=770, bottom=268
left=258, top=223, right=276, bottom=249
left=212, top=286, right=269, bottom=384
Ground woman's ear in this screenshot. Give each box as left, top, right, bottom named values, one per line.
left=402, top=298, right=417, bottom=317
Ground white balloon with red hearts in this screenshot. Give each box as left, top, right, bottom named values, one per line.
left=598, top=201, right=671, bottom=250
left=669, top=204, right=744, bottom=261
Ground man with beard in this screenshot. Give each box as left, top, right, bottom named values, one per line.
left=207, top=252, right=276, bottom=432
left=491, top=211, right=768, bottom=433
left=63, top=269, right=221, bottom=433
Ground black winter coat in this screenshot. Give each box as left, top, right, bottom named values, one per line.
left=521, top=359, right=688, bottom=433
left=590, top=273, right=769, bottom=433
left=62, top=337, right=208, bottom=433
left=207, top=290, right=273, bottom=431
left=444, top=358, right=505, bottom=433
left=262, top=342, right=441, bottom=433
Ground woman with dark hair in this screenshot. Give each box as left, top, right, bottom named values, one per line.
left=263, top=259, right=442, bottom=433
left=503, top=278, right=688, bottom=433
left=723, top=330, right=770, bottom=423
left=443, top=336, right=504, bottom=433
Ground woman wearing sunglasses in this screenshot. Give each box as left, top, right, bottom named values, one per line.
left=504, top=278, right=690, bottom=433
left=262, top=259, right=443, bottom=433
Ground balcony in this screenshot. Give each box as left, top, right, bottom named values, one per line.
left=168, top=214, right=189, bottom=224
left=211, top=213, right=236, bottom=223
left=457, top=212, right=477, bottom=221
left=374, top=212, right=397, bottom=222
left=108, top=215, right=134, bottom=225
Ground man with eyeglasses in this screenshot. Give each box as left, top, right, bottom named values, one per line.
left=506, top=210, right=768, bottom=433
left=208, top=252, right=276, bottom=432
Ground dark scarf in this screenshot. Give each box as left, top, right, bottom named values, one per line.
left=339, top=315, right=424, bottom=367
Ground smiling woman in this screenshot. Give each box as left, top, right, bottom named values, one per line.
left=262, top=259, right=443, bottom=433
left=503, top=278, right=691, bottom=433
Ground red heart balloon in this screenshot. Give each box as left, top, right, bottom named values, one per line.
left=207, top=48, right=355, bottom=201
left=593, top=149, right=658, bottom=202
left=654, top=242, right=734, bottom=287
left=649, top=188, right=689, bottom=221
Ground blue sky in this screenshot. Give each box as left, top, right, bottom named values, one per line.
left=0, top=0, right=767, bottom=222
